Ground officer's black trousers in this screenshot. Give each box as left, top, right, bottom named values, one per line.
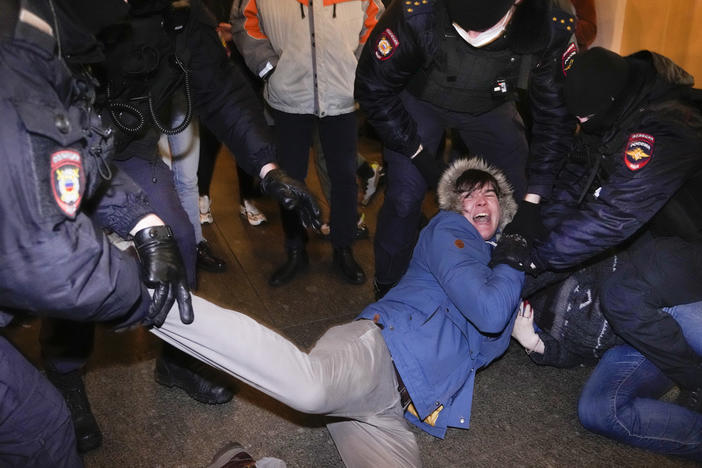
left=601, top=235, right=702, bottom=389
left=0, top=336, right=82, bottom=467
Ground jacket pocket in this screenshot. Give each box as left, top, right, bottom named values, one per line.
left=14, top=100, right=86, bottom=223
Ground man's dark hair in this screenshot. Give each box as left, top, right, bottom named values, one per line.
left=454, top=169, right=501, bottom=199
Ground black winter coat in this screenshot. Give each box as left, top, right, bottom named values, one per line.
left=0, top=16, right=151, bottom=327
left=354, top=0, right=577, bottom=197
left=535, top=51, right=702, bottom=270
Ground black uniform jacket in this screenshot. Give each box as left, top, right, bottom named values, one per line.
left=354, top=0, right=577, bottom=196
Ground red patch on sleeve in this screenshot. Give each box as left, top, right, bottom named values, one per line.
left=375, top=28, right=399, bottom=61
left=623, top=133, right=654, bottom=171
left=50, top=149, right=85, bottom=218
left=454, top=239, right=465, bottom=249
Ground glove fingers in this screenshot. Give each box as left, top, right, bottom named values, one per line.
left=176, top=282, right=194, bottom=324
left=161, top=283, right=177, bottom=324
left=302, top=197, right=321, bottom=231
left=278, top=188, right=297, bottom=211
left=291, top=187, right=321, bottom=230
left=148, top=284, right=169, bottom=327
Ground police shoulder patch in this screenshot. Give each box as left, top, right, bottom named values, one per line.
left=623, top=133, right=655, bottom=171
left=51, top=149, right=85, bottom=218
left=561, top=42, right=577, bottom=76
left=375, top=28, right=399, bottom=61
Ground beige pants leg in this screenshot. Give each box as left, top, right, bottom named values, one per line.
left=150, top=295, right=420, bottom=467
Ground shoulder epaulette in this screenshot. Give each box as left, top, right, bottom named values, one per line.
left=550, top=8, right=575, bottom=34
left=402, top=0, right=432, bottom=17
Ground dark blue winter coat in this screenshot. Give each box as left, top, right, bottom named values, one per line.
left=535, top=51, right=702, bottom=270
left=0, top=9, right=151, bottom=327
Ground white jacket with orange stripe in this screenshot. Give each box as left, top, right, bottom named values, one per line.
left=231, top=0, right=384, bottom=117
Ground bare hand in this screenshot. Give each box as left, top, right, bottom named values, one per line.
left=512, top=300, right=538, bottom=346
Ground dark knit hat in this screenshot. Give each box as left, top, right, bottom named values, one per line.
left=564, top=47, right=631, bottom=119
left=445, top=0, right=515, bottom=32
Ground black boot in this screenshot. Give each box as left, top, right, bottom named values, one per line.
left=155, top=346, right=234, bottom=404
left=45, top=369, right=103, bottom=453
left=373, top=278, right=397, bottom=301
left=677, top=386, right=702, bottom=413
left=268, top=248, right=308, bottom=287
left=197, top=241, right=227, bottom=273
left=333, top=247, right=366, bottom=284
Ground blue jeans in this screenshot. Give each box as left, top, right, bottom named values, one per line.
left=162, top=111, right=203, bottom=244
left=578, top=301, right=702, bottom=461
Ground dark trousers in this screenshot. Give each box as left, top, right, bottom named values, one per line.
left=271, top=109, right=358, bottom=250
left=0, top=336, right=82, bottom=467
left=375, top=92, right=528, bottom=284
left=198, top=120, right=259, bottom=202
left=114, top=157, right=197, bottom=287
left=601, top=236, right=702, bottom=389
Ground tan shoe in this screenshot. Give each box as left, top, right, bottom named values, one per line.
left=240, top=199, right=267, bottom=226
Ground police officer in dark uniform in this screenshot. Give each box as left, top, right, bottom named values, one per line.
left=529, top=47, right=702, bottom=411
left=355, top=0, right=577, bottom=298
left=0, top=0, right=321, bottom=463
left=0, top=0, right=194, bottom=464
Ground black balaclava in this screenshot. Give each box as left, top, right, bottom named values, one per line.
left=444, top=0, right=515, bottom=31
left=564, top=47, right=631, bottom=132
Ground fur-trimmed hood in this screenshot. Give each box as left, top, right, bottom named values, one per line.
left=437, top=157, right=518, bottom=232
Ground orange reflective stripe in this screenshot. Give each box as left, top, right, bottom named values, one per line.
left=243, top=0, right=267, bottom=40
left=323, top=0, right=354, bottom=5
left=360, top=0, right=381, bottom=44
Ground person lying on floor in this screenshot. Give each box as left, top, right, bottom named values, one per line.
left=512, top=246, right=702, bottom=461
left=149, top=157, right=541, bottom=467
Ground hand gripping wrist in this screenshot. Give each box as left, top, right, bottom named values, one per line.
left=488, top=233, right=530, bottom=271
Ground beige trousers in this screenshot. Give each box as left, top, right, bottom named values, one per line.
left=151, top=295, right=421, bottom=467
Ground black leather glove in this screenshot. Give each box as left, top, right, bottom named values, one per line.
left=489, top=201, right=546, bottom=272
left=133, top=225, right=193, bottom=327
left=489, top=233, right=531, bottom=271
left=261, top=168, right=321, bottom=230
left=411, top=148, right=447, bottom=189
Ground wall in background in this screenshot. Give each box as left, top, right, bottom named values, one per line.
left=589, top=0, right=701, bottom=80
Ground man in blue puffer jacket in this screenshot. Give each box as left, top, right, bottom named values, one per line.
left=149, top=157, right=541, bottom=467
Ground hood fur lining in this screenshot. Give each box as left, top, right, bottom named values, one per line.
left=437, top=157, right=518, bottom=232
